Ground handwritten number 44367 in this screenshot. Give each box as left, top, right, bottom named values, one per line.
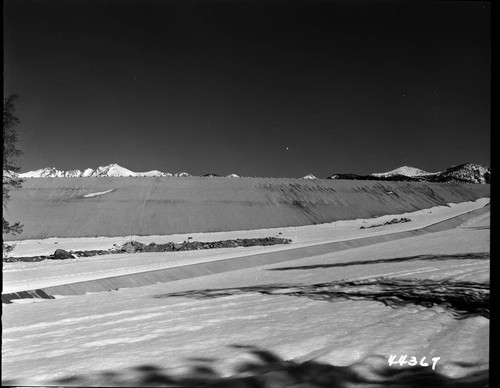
left=388, top=355, right=440, bottom=370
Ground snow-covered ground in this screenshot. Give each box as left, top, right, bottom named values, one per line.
left=3, top=198, right=489, bottom=293
left=2, top=199, right=490, bottom=386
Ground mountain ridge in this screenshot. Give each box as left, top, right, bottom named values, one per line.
left=15, top=162, right=490, bottom=184
left=18, top=164, right=176, bottom=178
left=371, top=166, right=438, bottom=178
left=330, top=163, right=490, bottom=184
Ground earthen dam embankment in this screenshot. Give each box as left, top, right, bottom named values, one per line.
left=4, top=177, right=490, bottom=240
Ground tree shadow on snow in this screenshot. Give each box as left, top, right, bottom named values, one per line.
left=266, top=252, right=489, bottom=272
left=154, top=277, right=489, bottom=320
left=9, top=345, right=487, bottom=387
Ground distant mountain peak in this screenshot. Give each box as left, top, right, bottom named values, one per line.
left=174, top=172, right=191, bottom=177
left=371, top=166, right=437, bottom=178
left=437, top=163, right=490, bottom=184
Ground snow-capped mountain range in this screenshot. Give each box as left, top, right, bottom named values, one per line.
left=329, top=163, right=490, bottom=184
left=18, top=164, right=178, bottom=178
left=14, top=163, right=489, bottom=183
left=16, top=164, right=242, bottom=179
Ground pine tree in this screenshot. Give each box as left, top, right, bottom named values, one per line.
left=3, top=94, right=24, bottom=253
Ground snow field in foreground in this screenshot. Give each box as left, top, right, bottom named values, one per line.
left=2, top=202, right=489, bottom=386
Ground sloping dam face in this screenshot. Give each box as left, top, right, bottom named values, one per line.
left=4, top=177, right=490, bottom=240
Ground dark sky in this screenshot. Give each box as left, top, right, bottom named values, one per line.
left=4, top=0, right=491, bottom=177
